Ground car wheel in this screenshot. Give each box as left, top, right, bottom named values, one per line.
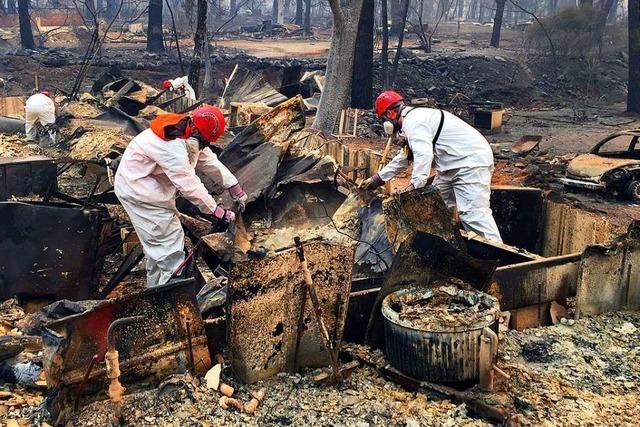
left=625, top=179, right=640, bottom=202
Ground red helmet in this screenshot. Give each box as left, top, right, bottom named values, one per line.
left=374, top=90, right=404, bottom=118
left=162, top=80, right=172, bottom=90
left=41, top=89, right=52, bottom=98
left=190, top=105, right=226, bottom=143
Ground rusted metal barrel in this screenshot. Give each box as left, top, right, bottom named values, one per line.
left=382, top=286, right=500, bottom=383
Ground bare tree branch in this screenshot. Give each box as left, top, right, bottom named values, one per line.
left=163, top=0, right=184, bottom=74
left=509, top=0, right=557, bottom=68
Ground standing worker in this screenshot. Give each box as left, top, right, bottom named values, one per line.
left=162, top=76, right=197, bottom=101
left=25, top=90, right=56, bottom=146
left=114, top=105, right=247, bottom=287
left=360, top=90, right=502, bottom=243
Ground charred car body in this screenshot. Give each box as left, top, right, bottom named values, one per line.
left=561, top=130, right=640, bottom=202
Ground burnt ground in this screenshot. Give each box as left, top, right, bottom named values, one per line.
left=5, top=311, right=637, bottom=426
left=1, top=20, right=640, bottom=427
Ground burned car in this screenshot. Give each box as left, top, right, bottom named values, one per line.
left=560, top=130, right=640, bottom=202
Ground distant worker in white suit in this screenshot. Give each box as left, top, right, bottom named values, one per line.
left=360, top=90, right=502, bottom=243
left=25, top=90, right=56, bottom=146
left=162, top=76, right=197, bottom=101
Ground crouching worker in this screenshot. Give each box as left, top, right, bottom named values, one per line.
left=162, top=76, right=196, bottom=101
left=360, top=90, right=502, bottom=243
left=114, top=105, right=248, bottom=287
left=25, top=90, right=56, bottom=146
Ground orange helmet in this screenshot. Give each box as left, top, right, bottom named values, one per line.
left=374, top=90, right=404, bottom=118
left=162, top=80, right=172, bottom=90
left=190, top=105, right=226, bottom=143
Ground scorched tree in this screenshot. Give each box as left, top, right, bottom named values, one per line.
left=312, top=0, right=365, bottom=133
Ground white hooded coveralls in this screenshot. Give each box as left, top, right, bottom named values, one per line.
left=166, top=76, right=197, bottom=101
left=25, top=93, right=56, bottom=145
left=114, top=128, right=238, bottom=287
left=378, top=107, right=503, bottom=243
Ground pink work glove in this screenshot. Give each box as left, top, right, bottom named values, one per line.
left=227, top=183, right=248, bottom=211
left=214, top=206, right=235, bottom=223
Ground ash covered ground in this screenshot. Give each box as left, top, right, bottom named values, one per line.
left=5, top=310, right=636, bottom=426
left=1, top=19, right=640, bottom=427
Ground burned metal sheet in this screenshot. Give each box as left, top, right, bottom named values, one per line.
left=218, top=96, right=306, bottom=172
left=490, top=253, right=581, bottom=311
left=0, top=156, right=57, bottom=200
left=267, top=182, right=346, bottom=229
left=490, top=186, right=543, bottom=252
left=219, top=65, right=288, bottom=109
left=268, top=154, right=336, bottom=197
left=365, top=231, right=497, bottom=348
left=540, top=198, right=623, bottom=257
left=511, top=135, right=541, bottom=155
left=228, top=240, right=355, bottom=384
left=212, top=97, right=306, bottom=208
left=576, top=221, right=640, bottom=317
left=464, top=232, right=541, bottom=267
left=353, top=199, right=393, bottom=279
left=383, top=186, right=466, bottom=253
left=43, top=279, right=211, bottom=421
left=0, top=201, right=110, bottom=300
left=0, top=115, right=24, bottom=135
left=91, top=107, right=147, bottom=136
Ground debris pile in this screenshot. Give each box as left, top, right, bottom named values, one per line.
left=499, top=311, right=640, bottom=425
left=385, top=279, right=499, bottom=331
left=0, top=134, right=43, bottom=156
left=0, top=40, right=639, bottom=427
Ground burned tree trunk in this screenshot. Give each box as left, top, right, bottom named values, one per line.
left=381, top=0, right=390, bottom=87
left=390, top=0, right=409, bottom=85
left=351, top=0, right=374, bottom=108
left=608, top=0, right=618, bottom=23
left=272, top=0, right=284, bottom=23
left=304, top=0, right=311, bottom=32
left=185, top=0, right=194, bottom=21
left=188, top=0, right=208, bottom=97
left=629, top=0, right=640, bottom=112
left=490, top=0, right=506, bottom=48
left=147, top=0, right=165, bottom=52
left=8, top=0, right=17, bottom=14
left=389, top=0, right=403, bottom=36
left=591, top=0, right=616, bottom=53
left=467, top=0, right=476, bottom=19
left=84, top=0, right=97, bottom=21
left=230, top=0, right=237, bottom=15
left=312, top=0, right=364, bottom=133
left=295, top=0, right=303, bottom=24
left=106, top=0, right=119, bottom=20
left=18, top=0, right=35, bottom=50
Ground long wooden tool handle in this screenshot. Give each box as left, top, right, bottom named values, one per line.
left=378, top=136, right=394, bottom=171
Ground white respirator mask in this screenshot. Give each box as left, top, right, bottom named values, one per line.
left=383, top=121, right=396, bottom=136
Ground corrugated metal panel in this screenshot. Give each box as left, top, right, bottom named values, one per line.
left=383, top=318, right=488, bottom=383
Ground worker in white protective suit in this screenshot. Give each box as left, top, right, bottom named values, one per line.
left=162, top=76, right=197, bottom=101
left=114, top=105, right=247, bottom=287
left=25, top=90, right=56, bottom=146
left=360, top=90, right=502, bottom=243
